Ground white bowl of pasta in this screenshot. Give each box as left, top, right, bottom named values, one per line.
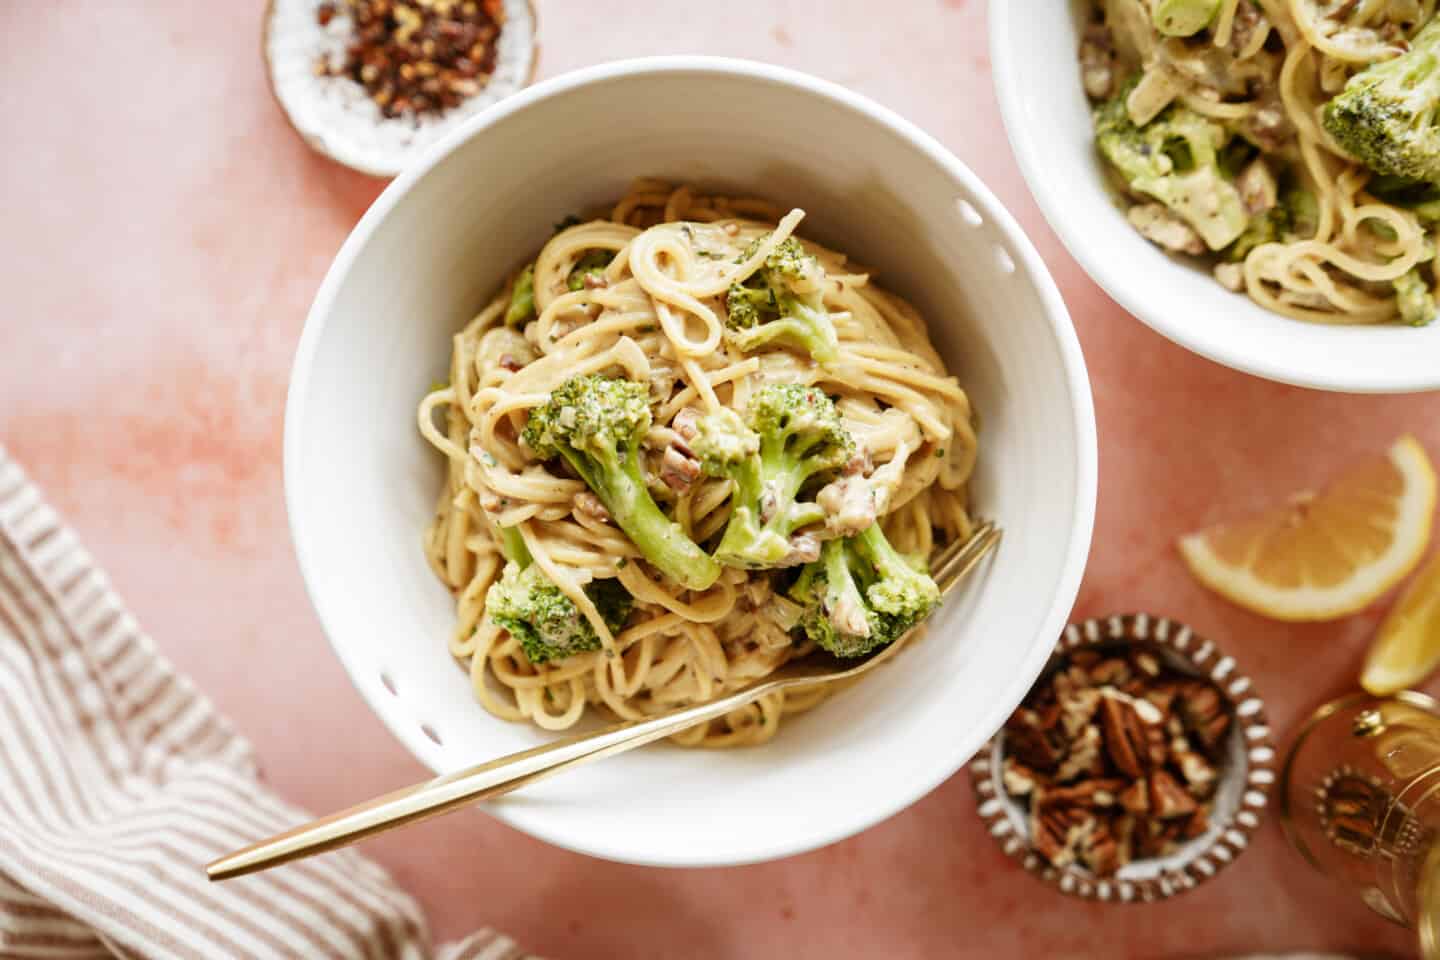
left=991, top=0, right=1440, bottom=393
left=284, top=56, right=1096, bottom=866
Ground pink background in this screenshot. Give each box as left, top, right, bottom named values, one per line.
left=3, top=1, right=1437, bottom=956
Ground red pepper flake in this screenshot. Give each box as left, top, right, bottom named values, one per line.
left=316, top=0, right=505, bottom=119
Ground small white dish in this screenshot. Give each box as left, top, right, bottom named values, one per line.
left=263, top=0, right=537, bottom=177
left=284, top=56, right=1097, bottom=866
left=989, top=0, right=1440, bottom=394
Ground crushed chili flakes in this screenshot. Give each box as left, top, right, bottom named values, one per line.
left=316, top=0, right=505, bottom=119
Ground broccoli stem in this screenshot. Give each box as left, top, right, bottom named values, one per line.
left=821, top=537, right=871, bottom=641
left=1152, top=0, right=1220, bottom=37
left=852, top=521, right=922, bottom=586
left=712, top=431, right=828, bottom=567
left=557, top=443, right=721, bottom=592
left=498, top=525, right=531, bottom=567
left=504, top=265, right=536, bottom=327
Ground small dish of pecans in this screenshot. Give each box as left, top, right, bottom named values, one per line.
left=969, top=614, right=1277, bottom=903
left=263, top=0, right=538, bottom=177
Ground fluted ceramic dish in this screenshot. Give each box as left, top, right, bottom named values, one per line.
left=285, top=56, right=1098, bottom=867
left=264, top=0, right=538, bottom=177
left=971, top=613, right=1277, bottom=902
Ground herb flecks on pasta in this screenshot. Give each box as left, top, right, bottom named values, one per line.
left=418, top=180, right=977, bottom=748
left=1082, top=0, right=1440, bottom=326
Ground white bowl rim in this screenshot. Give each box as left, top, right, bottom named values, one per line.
left=283, top=54, right=1099, bottom=866
left=988, top=3, right=1440, bottom=395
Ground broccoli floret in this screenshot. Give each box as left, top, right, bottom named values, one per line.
left=504, top=265, right=536, bottom=327
left=1095, top=79, right=1249, bottom=250
left=567, top=250, right=615, bottom=291
left=522, top=375, right=721, bottom=591
left=1152, top=0, right=1221, bottom=36
left=1368, top=174, right=1440, bottom=224
left=787, top=523, right=941, bottom=658
left=1282, top=183, right=1320, bottom=238
left=1324, top=19, right=1440, bottom=183
left=1223, top=205, right=1290, bottom=262
left=724, top=236, right=840, bottom=362
left=1395, top=268, right=1437, bottom=326
left=692, top=384, right=854, bottom=569
left=485, top=563, right=633, bottom=665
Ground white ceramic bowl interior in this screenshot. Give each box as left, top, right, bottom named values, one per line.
left=990, top=1, right=1440, bottom=394
left=285, top=57, right=1097, bottom=867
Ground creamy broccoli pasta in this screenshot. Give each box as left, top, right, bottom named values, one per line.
left=417, top=180, right=977, bottom=747
left=1081, top=0, right=1440, bottom=325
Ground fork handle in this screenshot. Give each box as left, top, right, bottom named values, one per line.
left=205, top=683, right=763, bottom=880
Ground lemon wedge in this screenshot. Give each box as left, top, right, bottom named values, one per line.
left=1178, top=435, right=1436, bottom=622
left=1362, top=547, right=1440, bottom=694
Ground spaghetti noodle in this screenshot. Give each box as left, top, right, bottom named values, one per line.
left=417, top=180, right=977, bottom=747
left=1081, top=0, right=1440, bottom=325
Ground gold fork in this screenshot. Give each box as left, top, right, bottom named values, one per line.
left=206, top=521, right=1001, bottom=880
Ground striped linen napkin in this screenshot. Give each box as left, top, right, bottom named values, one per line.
left=0, top=446, right=528, bottom=960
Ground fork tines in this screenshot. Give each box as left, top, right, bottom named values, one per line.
left=932, top=521, right=1000, bottom=594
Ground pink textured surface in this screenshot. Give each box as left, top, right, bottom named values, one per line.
left=1, top=1, right=1436, bottom=956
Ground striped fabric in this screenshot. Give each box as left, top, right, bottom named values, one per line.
left=0, top=447, right=528, bottom=960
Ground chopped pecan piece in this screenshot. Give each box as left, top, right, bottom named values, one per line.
left=1177, top=681, right=1232, bottom=752
left=573, top=491, right=610, bottom=523
left=1052, top=664, right=1093, bottom=699
left=1056, top=725, right=1106, bottom=782
left=660, top=446, right=701, bottom=492
left=1100, top=697, right=1148, bottom=778
left=1118, top=778, right=1149, bottom=815
left=1174, top=747, right=1218, bottom=797
left=1127, top=203, right=1205, bottom=255
left=1045, top=778, right=1127, bottom=807
left=1002, top=757, right=1045, bottom=797
left=841, top=448, right=872, bottom=477
left=1149, top=770, right=1198, bottom=820
left=1179, top=806, right=1211, bottom=841
left=1057, top=688, right=1102, bottom=739
left=1131, top=651, right=1161, bottom=678
left=1032, top=802, right=1094, bottom=869
left=1135, top=817, right=1170, bottom=860
left=1078, top=22, right=1117, bottom=100
left=1090, top=657, right=1131, bottom=687
left=1142, top=684, right=1177, bottom=716
left=1237, top=158, right=1278, bottom=215
left=671, top=407, right=701, bottom=441
left=1005, top=709, right=1066, bottom=773
left=1145, top=723, right=1169, bottom=767
left=1082, top=820, right=1123, bottom=876
left=1112, top=813, right=1137, bottom=864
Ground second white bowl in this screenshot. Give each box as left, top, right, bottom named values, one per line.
left=989, top=0, right=1440, bottom=394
